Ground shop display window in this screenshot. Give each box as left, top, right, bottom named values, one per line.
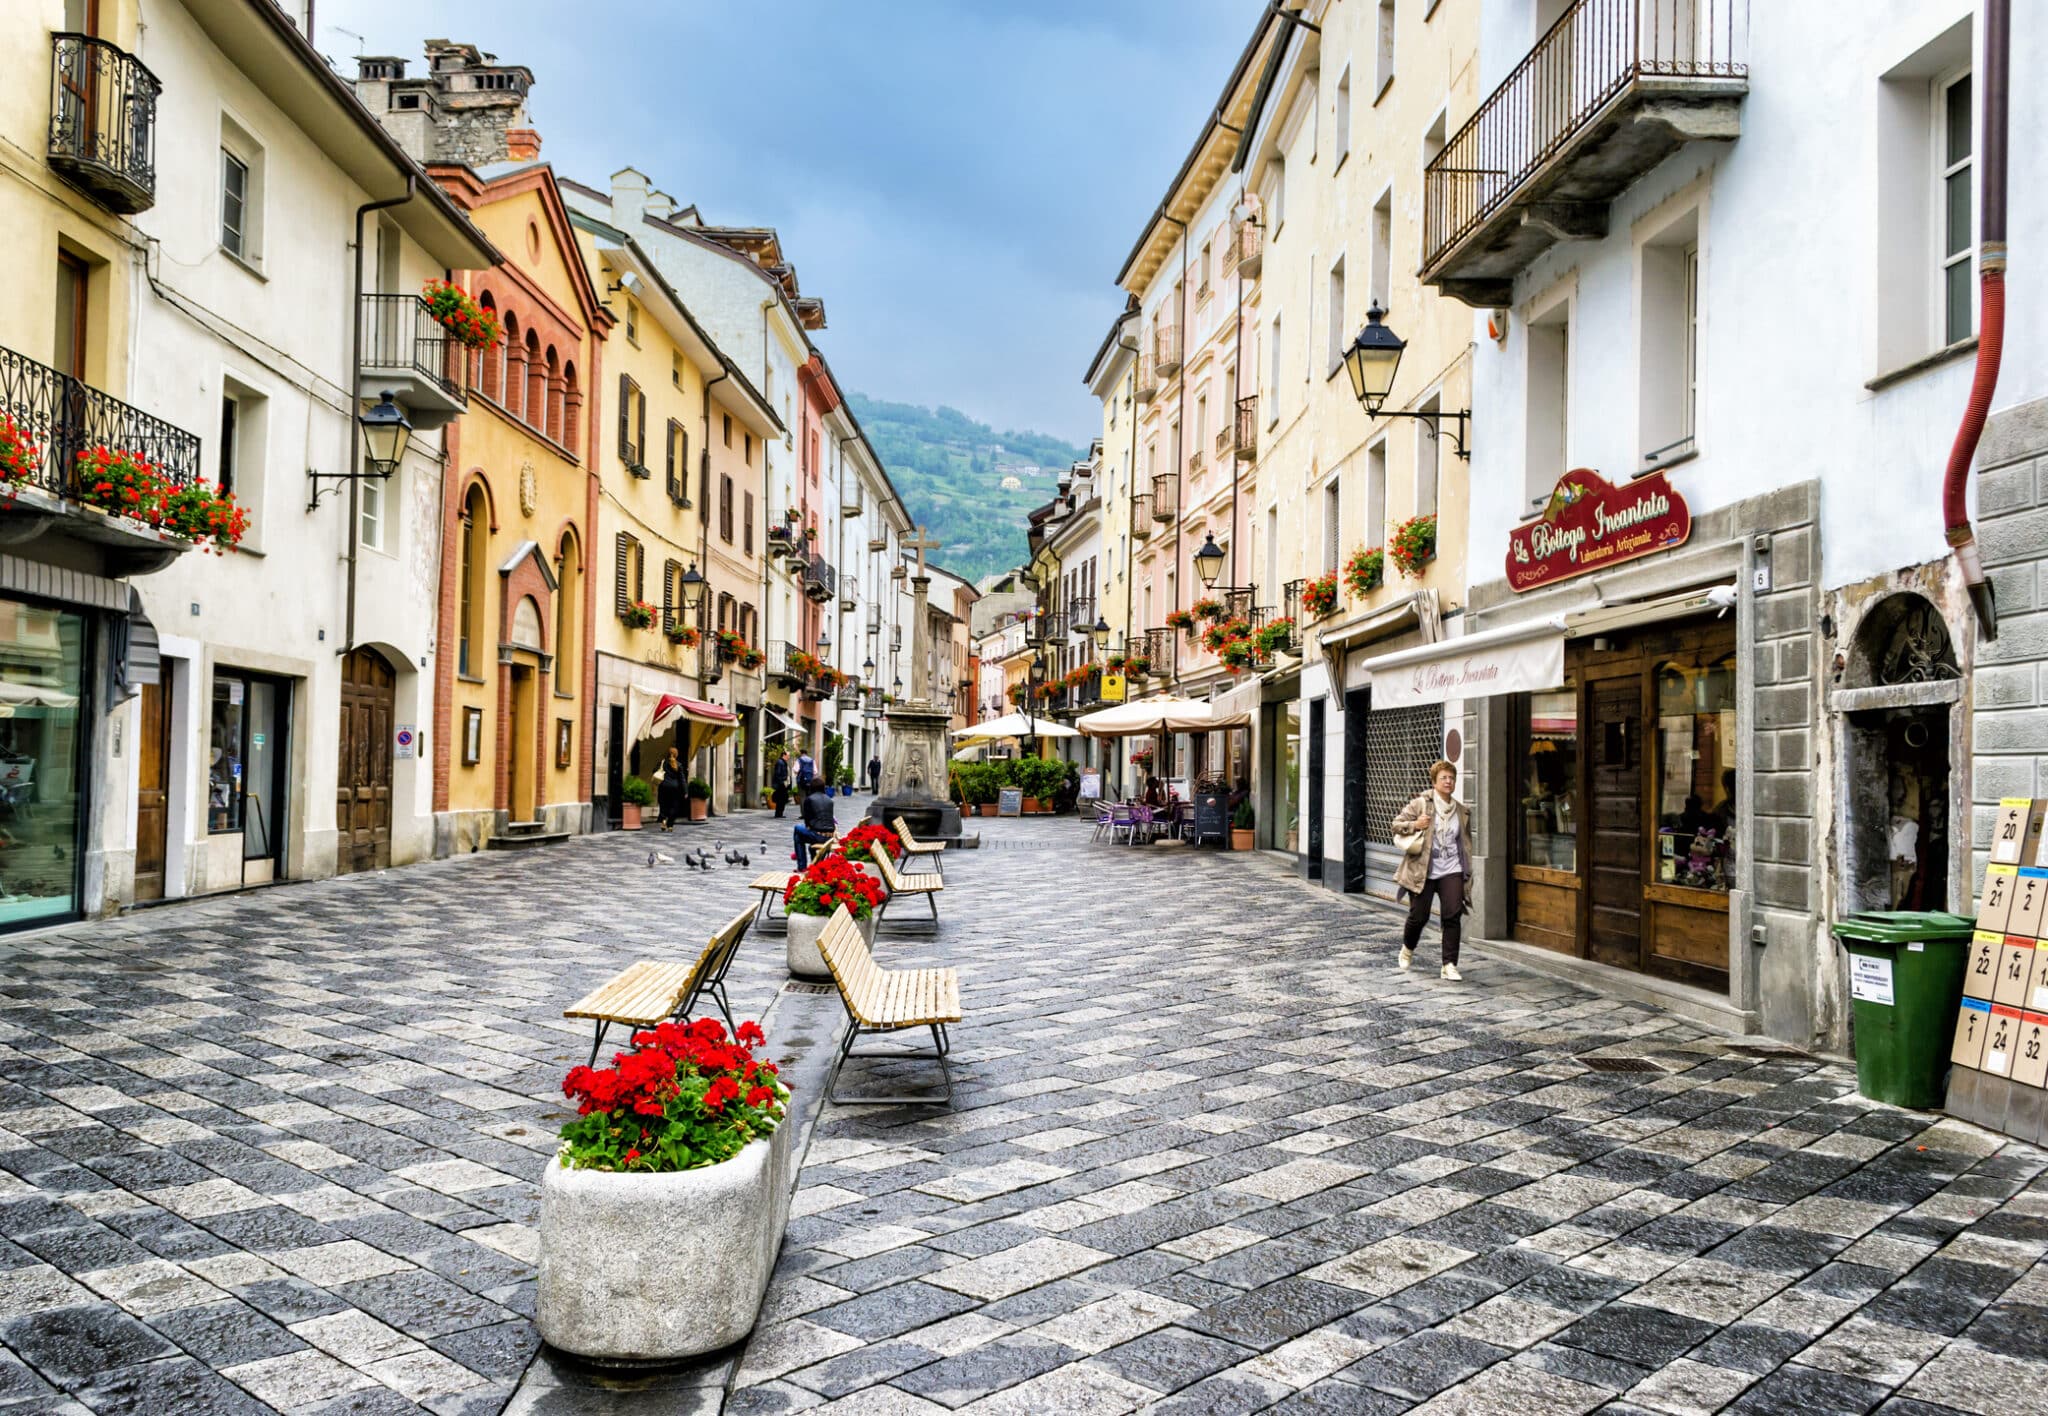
left=1517, top=688, right=1577, bottom=871
left=1655, top=655, right=1737, bottom=892
left=0, top=603, right=85, bottom=926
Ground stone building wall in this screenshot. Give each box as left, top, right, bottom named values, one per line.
left=1972, top=395, right=2048, bottom=890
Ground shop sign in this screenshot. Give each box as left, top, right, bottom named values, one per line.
left=1098, top=672, right=1127, bottom=703
left=1508, top=467, right=1691, bottom=593
left=1370, top=632, right=1564, bottom=709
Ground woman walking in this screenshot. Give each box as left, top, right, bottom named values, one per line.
left=656, top=746, right=686, bottom=832
left=1391, top=759, right=1472, bottom=981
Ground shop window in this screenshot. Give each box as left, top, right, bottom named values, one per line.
left=0, top=603, right=85, bottom=928
left=1654, top=655, right=1737, bottom=892
left=1516, top=689, right=1578, bottom=871
left=209, top=671, right=286, bottom=868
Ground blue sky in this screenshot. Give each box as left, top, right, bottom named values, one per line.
left=320, top=1, right=1257, bottom=443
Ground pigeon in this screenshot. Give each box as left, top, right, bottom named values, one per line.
left=647, top=851, right=657, bottom=868
left=654, top=851, right=675, bottom=865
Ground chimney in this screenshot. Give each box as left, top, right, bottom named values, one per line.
left=645, top=189, right=676, bottom=222
left=610, top=166, right=650, bottom=229
left=505, top=127, right=542, bottom=161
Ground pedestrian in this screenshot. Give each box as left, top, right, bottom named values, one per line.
left=771, top=753, right=791, bottom=818
left=655, top=746, right=686, bottom=832
left=1391, top=759, right=1473, bottom=981
left=794, top=776, right=836, bottom=867
left=796, top=748, right=816, bottom=792
left=866, top=753, right=882, bottom=793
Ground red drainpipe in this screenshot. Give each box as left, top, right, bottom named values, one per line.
left=1944, top=0, right=2009, bottom=639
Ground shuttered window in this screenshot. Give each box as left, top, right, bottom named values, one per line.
left=719, top=475, right=734, bottom=543
left=743, top=492, right=755, bottom=555
left=614, top=531, right=642, bottom=614
left=662, top=558, right=683, bottom=632
left=665, top=420, right=689, bottom=505
left=618, top=376, right=646, bottom=473
left=698, top=446, right=710, bottom=513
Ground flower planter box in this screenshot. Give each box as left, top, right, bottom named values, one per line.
left=537, top=1117, right=793, bottom=1362
left=787, top=909, right=876, bottom=978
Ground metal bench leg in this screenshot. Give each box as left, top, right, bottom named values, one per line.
left=587, top=1019, right=611, bottom=1068
left=707, top=979, right=736, bottom=1033
left=927, top=891, right=940, bottom=921
left=829, top=1021, right=955, bottom=1106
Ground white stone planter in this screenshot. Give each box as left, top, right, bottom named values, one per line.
left=786, top=909, right=874, bottom=978
left=537, top=1116, right=793, bottom=1361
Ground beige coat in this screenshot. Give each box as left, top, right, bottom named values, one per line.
left=1391, top=791, right=1473, bottom=896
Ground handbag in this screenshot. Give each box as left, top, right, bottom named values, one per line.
left=1393, top=795, right=1431, bottom=857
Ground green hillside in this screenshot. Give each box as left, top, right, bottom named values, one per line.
left=848, top=393, right=1087, bottom=585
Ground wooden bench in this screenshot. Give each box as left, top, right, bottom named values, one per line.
left=871, top=848, right=943, bottom=926
left=815, top=905, right=961, bottom=1104
left=747, top=870, right=798, bottom=924
left=891, top=817, right=947, bottom=878
left=562, top=905, right=752, bottom=1065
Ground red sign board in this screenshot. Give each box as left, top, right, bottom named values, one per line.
left=1507, top=467, right=1691, bottom=593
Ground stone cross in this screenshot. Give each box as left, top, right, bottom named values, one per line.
left=903, top=526, right=941, bottom=701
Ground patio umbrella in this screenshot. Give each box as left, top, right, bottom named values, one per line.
left=628, top=688, right=739, bottom=760
left=1075, top=696, right=1251, bottom=737
left=953, top=713, right=1081, bottom=742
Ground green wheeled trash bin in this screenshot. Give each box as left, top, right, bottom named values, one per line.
left=1832, top=911, right=1977, bottom=1108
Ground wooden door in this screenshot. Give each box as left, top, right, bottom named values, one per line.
left=336, top=649, right=394, bottom=873
left=133, top=672, right=170, bottom=900
left=1586, top=675, right=1643, bottom=969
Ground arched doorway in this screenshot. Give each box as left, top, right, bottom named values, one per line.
left=337, top=647, right=396, bottom=874
left=507, top=596, right=545, bottom=824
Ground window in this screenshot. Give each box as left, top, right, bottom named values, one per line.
left=1367, top=439, right=1387, bottom=549
left=665, top=419, right=689, bottom=505
left=1268, top=314, right=1284, bottom=419
left=1334, top=68, right=1353, bottom=166
left=617, top=374, right=645, bottom=472
left=1193, top=395, right=1207, bottom=465
left=1414, top=399, right=1439, bottom=518
left=624, top=298, right=639, bottom=346
left=1326, top=257, right=1347, bottom=375
left=744, top=433, right=753, bottom=466
left=1525, top=296, right=1570, bottom=506
left=1198, top=240, right=1213, bottom=300
left=360, top=473, right=385, bottom=552
left=1639, top=205, right=1700, bottom=466
left=1939, top=71, right=1974, bottom=346
left=1370, top=189, right=1393, bottom=308
left=672, top=351, right=684, bottom=388
left=722, top=413, right=732, bottom=447
left=458, top=487, right=486, bottom=677
left=1654, top=656, right=1738, bottom=893
left=719, top=475, right=734, bottom=543
left=220, top=150, right=249, bottom=260
left=1516, top=689, right=1578, bottom=871
left=744, top=491, right=755, bottom=555
left=1375, top=0, right=1397, bottom=98
left=217, top=392, right=240, bottom=495
left=54, top=252, right=88, bottom=382
left=614, top=530, right=643, bottom=616
left=662, top=558, right=684, bottom=632
left=1323, top=477, right=1341, bottom=574
left=556, top=533, right=580, bottom=696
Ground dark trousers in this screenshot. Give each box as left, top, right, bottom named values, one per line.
left=793, top=825, right=827, bottom=867
left=772, top=787, right=789, bottom=818
left=1402, top=873, right=1465, bottom=965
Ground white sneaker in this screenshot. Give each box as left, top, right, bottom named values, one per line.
left=1398, top=947, right=1413, bottom=972
left=1440, top=963, right=1463, bottom=982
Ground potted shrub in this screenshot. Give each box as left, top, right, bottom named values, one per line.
left=422, top=277, right=504, bottom=351
left=1344, top=547, right=1384, bottom=599
left=666, top=623, right=700, bottom=649
left=0, top=416, right=42, bottom=498
left=1166, top=609, right=1197, bottom=637
left=160, top=482, right=250, bottom=554
left=836, top=766, right=856, bottom=796
left=1231, top=800, right=1256, bottom=851
left=538, top=1018, right=791, bottom=1361
left=619, top=775, right=653, bottom=829
left=74, top=447, right=162, bottom=522
left=1191, top=597, right=1224, bottom=622
left=686, top=775, right=711, bottom=823
left=1302, top=573, right=1339, bottom=618
left=1389, top=515, right=1437, bottom=578
left=782, top=852, right=884, bottom=977
left=621, top=600, right=656, bottom=630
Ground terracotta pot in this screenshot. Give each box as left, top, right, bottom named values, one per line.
left=1231, top=828, right=1256, bottom=851
left=688, top=798, right=709, bottom=822
left=1022, top=798, right=1040, bottom=814
left=621, top=804, right=643, bottom=830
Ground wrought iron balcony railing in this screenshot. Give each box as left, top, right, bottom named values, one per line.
left=1130, top=492, right=1153, bottom=539
left=1150, top=473, right=1179, bottom=523
left=1135, top=355, right=1159, bottom=403
left=48, top=33, right=160, bottom=215
left=1235, top=396, right=1258, bottom=461
left=1223, top=215, right=1262, bottom=279
left=359, top=294, right=466, bottom=402
left=1154, top=324, right=1182, bottom=377
left=803, top=553, right=835, bottom=602
left=0, top=344, right=200, bottom=504
left=1422, top=0, right=1748, bottom=300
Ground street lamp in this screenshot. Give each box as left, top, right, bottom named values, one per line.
left=677, top=562, right=706, bottom=612
left=1342, top=302, right=1473, bottom=458
left=862, top=655, right=875, bottom=675
left=1091, top=615, right=1111, bottom=648
left=359, top=392, right=413, bottom=477
left=817, top=626, right=832, bottom=652
left=1193, top=533, right=1226, bottom=590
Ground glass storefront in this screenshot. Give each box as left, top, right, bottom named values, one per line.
left=1654, top=655, right=1737, bottom=893
left=0, top=602, right=86, bottom=928
left=1277, top=699, right=1301, bottom=853
left=211, top=670, right=289, bottom=878
left=1517, top=688, right=1578, bottom=872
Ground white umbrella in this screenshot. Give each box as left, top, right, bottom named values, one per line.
left=953, top=713, right=1081, bottom=742
left=1075, top=696, right=1252, bottom=737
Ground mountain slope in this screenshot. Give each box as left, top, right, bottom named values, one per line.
left=848, top=393, right=1087, bottom=584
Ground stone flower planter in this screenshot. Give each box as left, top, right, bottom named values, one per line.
left=538, top=1116, right=793, bottom=1362
left=787, top=908, right=874, bottom=977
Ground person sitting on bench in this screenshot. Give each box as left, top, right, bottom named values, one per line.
left=794, top=778, right=836, bottom=867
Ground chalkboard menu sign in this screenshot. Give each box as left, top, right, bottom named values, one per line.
left=1193, top=787, right=1227, bottom=845
left=998, top=787, right=1024, bottom=817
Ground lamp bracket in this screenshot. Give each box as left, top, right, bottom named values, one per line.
left=306, top=465, right=395, bottom=512
left=1364, top=406, right=1473, bottom=461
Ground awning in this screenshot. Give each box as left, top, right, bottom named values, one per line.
left=1318, top=590, right=1441, bottom=692
left=1076, top=696, right=1252, bottom=738
left=764, top=707, right=806, bottom=739
left=1361, top=618, right=1568, bottom=709
left=954, top=713, right=1081, bottom=742
left=629, top=688, right=740, bottom=759
left=1359, top=583, right=1738, bottom=708
left=1210, top=672, right=1271, bottom=723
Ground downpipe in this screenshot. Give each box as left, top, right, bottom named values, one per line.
left=1944, top=0, right=2008, bottom=640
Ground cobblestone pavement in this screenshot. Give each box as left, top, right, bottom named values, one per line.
left=731, top=815, right=2048, bottom=1416
left=0, top=809, right=803, bottom=1416
left=3, top=809, right=2047, bottom=1415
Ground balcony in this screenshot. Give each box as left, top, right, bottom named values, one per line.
left=1150, top=473, right=1178, bottom=523
left=1154, top=325, right=1182, bottom=378
left=840, top=583, right=856, bottom=612
left=1214, top=428, right=1230, bottom=463
left=1422, top=0, right=1748, bottom=307
left=1141, top=628, right=1177, bottom=681
left=1187, top=447, right=1204, bottom=477
left=765, top=523, right=798, bottom=561
left=1135, top=355, right=1159, bottom=403
left=1222, top=215, right=1262, bottom=280
left=0, top=344, right=199, bottom=575
left=359, top=295, right=466, bottom=429
left=842, top=484, right=863, bottom=517
left=1235, top=396, right=1258, bottom=461
left=866, top=605, right=881, bottom=635
left=803, top=554, right=835, bottom=603
left=771, top=641, right=811, bottom=690
left=1130, top=492, right=1153, bottom=539
left=837, top=683, right=863, bottom=709
left=47, top=34, right=160, bottom=216
left=1280, top=579, right=1305, bottom=645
